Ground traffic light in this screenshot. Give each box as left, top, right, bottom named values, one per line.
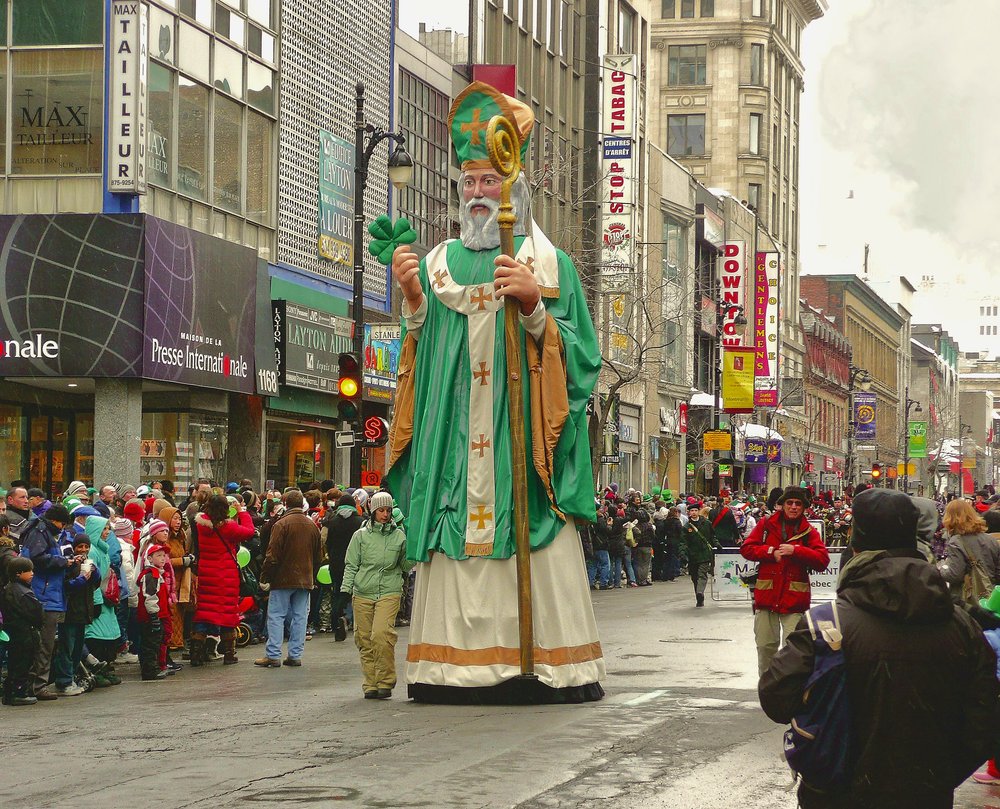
left=337, top=352, right=361, bottom=424
left=870, top=462, right=882, bottom=482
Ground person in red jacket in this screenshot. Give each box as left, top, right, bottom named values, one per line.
left=740, top=485, right=829, bottom=675
left=191, top=494, right=256, bottom=666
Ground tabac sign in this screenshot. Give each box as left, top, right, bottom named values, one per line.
left=108, top=2, right=148, bottom=193
left=599, top=54, right=636, bottom=287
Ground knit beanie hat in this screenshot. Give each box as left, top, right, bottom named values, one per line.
left=146, top=519, right=169, bottom=539
left=123, top=501, right=146, bottom=523
left=851, top=489, right=919, bottom=552
left=370, top=491, right=393, bottom=512
left=354, top=489, right=370, bottom=509
left=111, top=517, right=134, bottom=540
left=65, top=480, right=88, bottom=497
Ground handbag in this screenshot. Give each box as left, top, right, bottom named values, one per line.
left=101, top=566, right=121, bottom=607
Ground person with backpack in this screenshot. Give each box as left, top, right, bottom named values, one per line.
left=759, top=488, right=998, bottom=809
left=937, top=498, right=1000, bottom=606
left=741, top=486, right=829, bottom=675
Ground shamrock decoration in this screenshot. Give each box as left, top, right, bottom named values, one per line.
left=368, top=215, right=418, bottom=264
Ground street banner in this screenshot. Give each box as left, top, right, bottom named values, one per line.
left=601, top=393, right=620, bottom=464
left=744, top=438, right=782, bottom=464
left=854, top=392, right=877, bottom=440
left=720, top=242, right=746, bottom=347
left=599, top=54, right=636, bottom=288
left=363, top=323, right=401, bottom=402
left=908, top=421, right=927, bottom=458
left=753, top=252, right=780, bottom=406
left=317, top=129, right=354, bottom=266
left=722, top=347, right=755, bottom=412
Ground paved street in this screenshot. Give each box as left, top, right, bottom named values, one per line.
left=3, top=580, right=996, bottom=809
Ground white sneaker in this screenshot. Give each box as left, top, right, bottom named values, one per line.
left=116, top=652, right=139, bottom=664
left=56, top=683, right=85, bottom=697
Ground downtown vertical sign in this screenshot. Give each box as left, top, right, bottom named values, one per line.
left=753, top=252, right=780, bottom=406
left=720, top=242, right=746, bottom=348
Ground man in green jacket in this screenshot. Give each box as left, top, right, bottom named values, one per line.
left=341, top=491, right=414, bottom=699
left=683, top=503, right=719, bottom=607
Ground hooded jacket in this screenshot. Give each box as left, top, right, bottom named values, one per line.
left=741, top=511, right=829, bottom=614
left=341, top=519, right=413, bottom=601
left=83, top=516, right=122, bottom=643
left=911, top=497, right=940, bottom=562
left=193, top=511, right=256, bottom=628
left=19, top=516, right=71, bottom=612
left=760, top=550, right=998, bottom=809
left=323, top=495, right=363, bottom=575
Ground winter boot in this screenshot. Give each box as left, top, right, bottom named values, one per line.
left=696, top=592, right=705, bottom=607
left=189, top=633, right=208, bottom=667
left=220, top=631, right=239, bottom=665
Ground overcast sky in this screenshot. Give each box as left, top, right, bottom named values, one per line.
left=400, top=0, right=995, bottom=354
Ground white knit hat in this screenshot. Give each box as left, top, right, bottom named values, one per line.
left=369, top=491, right=393, bottom=512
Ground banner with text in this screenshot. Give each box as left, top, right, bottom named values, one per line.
left=908, top=421, right=928, bottom=458
left=722, top=347, right=756, bottom=412
left=108, top=2, right=148, bottom=193
left=719, top=241, right=746, bottom=347
left=143, top=217, right=258, bottom=394
left=599, top=54, right=636, bottom=290
left=363, top=323, right=400, bottom=402
left=853, top=392, right=877, bottom=440
left=753, top=251, right=780, bottom=406
left=318, top=130, right=355, bottom=266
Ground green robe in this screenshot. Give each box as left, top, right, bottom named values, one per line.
left=386, top=236, right=600, bottom=562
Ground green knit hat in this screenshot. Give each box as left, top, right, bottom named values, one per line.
left=448, top=82, right=534, bottom=170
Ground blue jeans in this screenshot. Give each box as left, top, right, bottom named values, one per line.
left=624, top=551, right=637, bottom=585
left=610, top=553, right=624, bottom=587
left=53, top=623, right=86, bottom=688
left=265, top=588, right=310, bottom=661
left=587, top=550, right=612, bottom=587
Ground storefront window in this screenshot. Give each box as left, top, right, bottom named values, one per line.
left=265, top=421, right=336, bottom=491
left=75, top=414, right=94, bottom=483
left=0, top=405, right=23, bottom=487
left=177, top=77, right=209, bottom=200
left=213, top=94, right=242, bottom=212
left=12, top=0, right=103, bottom=46
left=148, top=62, right=174, bottom=189
left=246, top=109, right=272, bottom=223
left=141, top=413, right=228, bottom=489
left=11, top=49, right=104, bottom=175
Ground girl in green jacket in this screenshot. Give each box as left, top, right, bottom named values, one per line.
left=341, top=491, right=414, bottom=699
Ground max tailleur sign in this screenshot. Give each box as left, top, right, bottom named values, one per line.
left=108, top=2, right=148, bottom=194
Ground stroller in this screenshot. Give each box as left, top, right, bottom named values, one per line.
left=234, top=595, right=265, bottom=648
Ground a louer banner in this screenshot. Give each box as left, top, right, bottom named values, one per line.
left=722, top=346, right=755, bottom=412
left=854, top=392, right=877, bottom=440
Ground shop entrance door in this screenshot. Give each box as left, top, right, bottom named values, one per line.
left=27, top=414, right=72, bottom=498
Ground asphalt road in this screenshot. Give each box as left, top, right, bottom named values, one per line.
left=2, top=578, right=995, bottom=809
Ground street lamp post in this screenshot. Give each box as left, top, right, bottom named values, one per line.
left=845, top=361, right=872, bottom=490
left=351, top=82, right=414, bottom=485
left=712, top=300, right=747, bottom=494
left=902, top=385, right=922, bottom=494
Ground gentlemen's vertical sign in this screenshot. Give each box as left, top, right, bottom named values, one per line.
left=108, top=2, right=148, bottom=194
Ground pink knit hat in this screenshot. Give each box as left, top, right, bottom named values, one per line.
left=146, top=519, right=168, bottom=539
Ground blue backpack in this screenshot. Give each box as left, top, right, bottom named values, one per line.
left=782, top=601, right=856, bottom=791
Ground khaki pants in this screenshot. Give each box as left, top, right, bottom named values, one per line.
left=754, top=609, right=802, bottom=676
left=352, top=594, right=401, bottom=692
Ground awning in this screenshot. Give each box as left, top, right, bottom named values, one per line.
left=736, top=422, right=784, bottom=442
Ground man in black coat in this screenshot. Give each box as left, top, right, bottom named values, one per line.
left=323, top=494, right=362, bottom=641
left=759, top=488, right=998, bottom=808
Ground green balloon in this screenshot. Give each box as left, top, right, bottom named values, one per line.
left=236, top=546, right=251, bottom=568
left=316, top=564, right=332, bottom=585
left=0, top=629, right=8, bottom=643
